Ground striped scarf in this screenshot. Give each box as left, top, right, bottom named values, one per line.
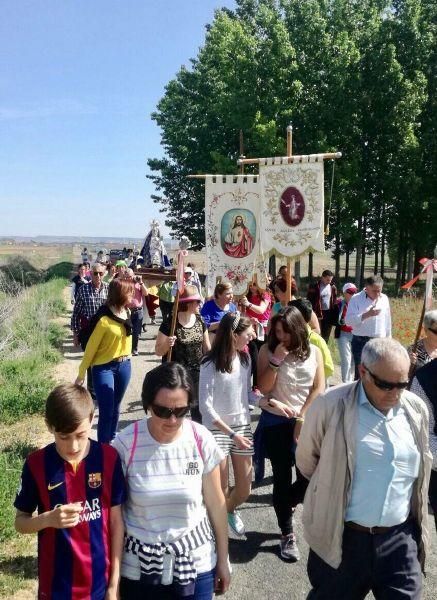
left=125, top=516, right=214, bottom=594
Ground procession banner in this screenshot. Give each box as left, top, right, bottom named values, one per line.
left=259, top=157, right=325, bottom=257
left=204, top=175, right=267, bottom=296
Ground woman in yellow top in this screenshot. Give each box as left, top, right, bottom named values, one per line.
left=75, top=278, right=134, bottom=443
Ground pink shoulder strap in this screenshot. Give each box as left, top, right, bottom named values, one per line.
left=190, top=420, right=204, bottom=462
left=126, top=420, right=139, bottom=474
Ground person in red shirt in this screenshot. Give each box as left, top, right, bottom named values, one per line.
left=14, top=384, right=126, bottom=600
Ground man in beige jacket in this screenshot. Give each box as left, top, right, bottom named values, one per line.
left=296, top=338, right=431, bottom=599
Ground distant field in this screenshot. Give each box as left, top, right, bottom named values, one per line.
left=0, top=244, right=74, bottom=271
left=0, top=242, right=389, bottom=279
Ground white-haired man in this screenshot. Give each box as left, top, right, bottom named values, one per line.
left=297, top=338, right=431, bottom=599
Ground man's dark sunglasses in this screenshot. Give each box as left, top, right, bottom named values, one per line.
left=364, top=367, right=409, bottom=391
left=93, top=271, right=104, bottom=276
left=151, top=404, right=190, bottom=419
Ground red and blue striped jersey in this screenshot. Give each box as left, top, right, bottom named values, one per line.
left=14, top=440, right=126, bottom=600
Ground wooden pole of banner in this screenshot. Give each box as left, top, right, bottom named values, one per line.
left=237, top=151, right=342, bottom=166
left=167, top=240, right=190, bottom=361
left=239, top=129, right=245, bottom=175
left=286, top=125, right=294, bottom=303
left=167, top=289, right=180, bottom=361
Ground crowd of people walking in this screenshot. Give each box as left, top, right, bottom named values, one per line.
left=13, top=254, right=437, bottom=600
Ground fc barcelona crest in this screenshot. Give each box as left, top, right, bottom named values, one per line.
left=88, top=472, right=102, bottom=488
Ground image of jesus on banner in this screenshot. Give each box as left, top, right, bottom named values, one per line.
left=223, top=214, right=254, bottom=258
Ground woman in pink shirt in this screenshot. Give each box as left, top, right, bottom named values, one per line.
left=241, top=281, right=273, bottom=389
left=125, top=269, right=148, bottom=356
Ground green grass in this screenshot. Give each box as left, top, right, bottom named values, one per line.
left=0, top=278, right=66, bottom=424
left=0, top=442, right=38, bottom=543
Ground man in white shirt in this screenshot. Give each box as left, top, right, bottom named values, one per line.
left=345, top=275, right=391, bottom=379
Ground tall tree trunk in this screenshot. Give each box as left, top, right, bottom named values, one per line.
left=355, top=217, right=362, bottom=287
left=308, top=252, right=313, bottom=280
left=395, top=231, right=403, bottom=288
left=345, top=250, right=350, bottom=279
left=294, top=260, right=301, bottom=287
left=334, top=206, right=341, bottom=279
left=401, top=246, right=408, bottom=284
left=407, top=248, right=414, bottom=281
left=374, top=211, right=380, bottom=275
left=269, top=254, right=276, bottom=278
left=380, top=231, right=385, bottom=278
left=380, top=201, right=386, bottom=278
left=360, top=217, right=367, bottom=286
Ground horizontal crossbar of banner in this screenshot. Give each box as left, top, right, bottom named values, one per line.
left=238, top=152, right=342, bottom=165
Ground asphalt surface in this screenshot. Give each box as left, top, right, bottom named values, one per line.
left=63, top=314, right=437, bottom=600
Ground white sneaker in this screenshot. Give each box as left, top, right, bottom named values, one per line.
left=228, top=511, right=245, bottom=536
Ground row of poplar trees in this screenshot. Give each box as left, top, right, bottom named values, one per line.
left=147, top=0, right=437, bottom=286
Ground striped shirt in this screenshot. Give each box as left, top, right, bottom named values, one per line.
left=14, top=441, right=126, bottom=600
left=112, top=419, right=224, bottom=580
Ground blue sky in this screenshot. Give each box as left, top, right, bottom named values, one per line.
left=0, top=0, right=235, bottom=238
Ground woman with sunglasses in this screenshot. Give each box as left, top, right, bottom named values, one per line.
left=256, top=306, right=324, bottom=562
left=407, top=309, right=437, bottom=378
left=113, top=362, right=230, bottom=599
left=75, top=278, right=134, bottom=443
left=199, top=313, right=256, bottom=538
left=155, top=285, right=210, bottom=423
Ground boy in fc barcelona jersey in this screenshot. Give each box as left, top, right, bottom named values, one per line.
left=14, top=384, right=126, bottom=600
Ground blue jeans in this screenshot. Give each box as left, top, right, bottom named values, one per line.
left=120, top=568, right=215, bottom=599
left=92, top=359, right=131, bottom=443
left=130, top=307, right=144, bottom=353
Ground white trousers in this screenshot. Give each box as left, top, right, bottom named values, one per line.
left=337, top=331, right=355, bottom=383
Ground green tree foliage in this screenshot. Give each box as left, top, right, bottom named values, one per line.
left=148, top=0, right=436, bottom=279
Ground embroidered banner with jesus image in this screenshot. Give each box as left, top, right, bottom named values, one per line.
left=204, top=175, right=267, bottom=296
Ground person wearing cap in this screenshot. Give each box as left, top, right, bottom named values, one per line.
left=333, top=282, right=358, bottom=383
left=345, top=275, right=392, bottom=379
left=172, top=266, right=203, bottom=301
left=115, top=259, right=127, bottom=278
left=155, top=285, right=210, bottom=423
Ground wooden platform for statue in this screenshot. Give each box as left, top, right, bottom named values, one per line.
left=136, top=267, right=176, bottom=282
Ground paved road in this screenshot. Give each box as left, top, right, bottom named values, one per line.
left=63, top=314, right=437, bottom=600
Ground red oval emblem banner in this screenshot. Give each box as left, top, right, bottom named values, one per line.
left=279, top=187, right=305, bottom=227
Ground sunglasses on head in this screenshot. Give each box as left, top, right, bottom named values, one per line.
left=364, top=367, right=409, bottom=391
left=151, top=404, right=190, bottom=419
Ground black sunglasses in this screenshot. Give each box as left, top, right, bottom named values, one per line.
left=151, top=404, right=190, bottom=419
left=93, top=271, right=104, bottom=276
left=364, top=367, right=409, bottom=391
